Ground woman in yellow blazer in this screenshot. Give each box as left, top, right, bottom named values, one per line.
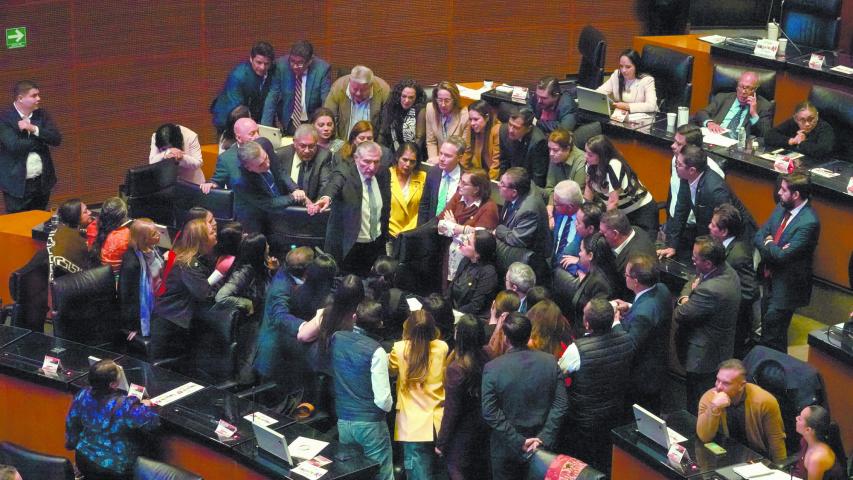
left=425, top=81, right=470, bottom=165
left=389, top=310, right=449, bottom=479
left=389, top=142, right=427, bottom=240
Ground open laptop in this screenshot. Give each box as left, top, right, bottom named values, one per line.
left=257, top=124, right=284, bottom=147
left=576, top=86, right=612, bottom=117
left=633, top=404, right=688, bottom=449
left=252, top=422, right=293, bottom=466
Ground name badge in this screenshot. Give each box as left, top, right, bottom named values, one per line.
left=128, top=383, right=146, bottom=400
left=753, top=39, right=779, bottom=59
left=214, top=419, right=238, bottom=439
left=41, top=355, right=62, bottom=374
left=808, top=53, right=825, bottom=69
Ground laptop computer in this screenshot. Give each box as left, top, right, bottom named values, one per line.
left=252, top=422, right=293, bottom=466
left=633, top=404, right=688, bottom=449
left=257, top=124, right=284, bottom=148
left=576, top=86, right=613, bottom=117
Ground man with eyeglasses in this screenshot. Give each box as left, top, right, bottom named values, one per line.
left=261, top=40, right=331, bottom=135
left=694, top=71, right=773, bottom=139
left=275, top=124, right=332, bottom=204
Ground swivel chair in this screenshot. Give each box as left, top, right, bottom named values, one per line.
left=641, top=45, right=694, bottom=113
left=808, top=84, right=853, bottom=159
left=134, top=457, right=203, bottom=480
left=565, top=26, right=608, bottom=91
left=0, top=441, right=74, bottom=480
left=781, top=0, right=842, bottom=50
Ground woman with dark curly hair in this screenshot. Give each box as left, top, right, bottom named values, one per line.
left=87, top=196, right=132, bottom=274
left=378, top=79, right=427, bottom=154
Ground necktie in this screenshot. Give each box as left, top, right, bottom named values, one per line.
left=555, top=216, right=570, bottom=257
left=262, top=171, right=280, bottom=196
left=436, top=172, right=450, bottom=215
left=297, top=161, right=307, bottom=189
left=726, top=104, right=746, bottom=138
left=502, top=201, right=515, bottom=224
left=291, top=77, right=303, bottom=131
left=366, top=178, right=379, bottom=239
left=442, top=115, right=450, bottom=137
left=772, top=211, right=792, bottom=244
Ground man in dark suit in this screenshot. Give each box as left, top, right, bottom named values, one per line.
left=417, top=136, right=464, bottom=226
left=261, top=40, right=331, bottom=135
left=210, top=41, right=275, bottom=132
left=614, top=255, right=672, bottom=415
left=275, top=124, right=332, bottom=203
left=0, top=80, right=62, bottom=213
left=202, top=117, right=275, bottom=193
left=526, top=76, right=577, bottom=133
left=482, top=313, right=567, bottom=480
left=495, top=167, right=552, bottom=282
left=753, top=172, right=820, bottom=353
left=710, top=204, right=759, bottom=358
left=499, top=107, right=549, bottom=187
left=675, top=236, right=741, bottom=414
left=309, top=141, right=391, bottom=276
left=658, top=145, right=755, bottom=261
left=599, top=209, right=655, bottom=300
left=694, top=70, right=773, bottom=139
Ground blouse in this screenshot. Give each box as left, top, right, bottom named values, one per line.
left=588, top=159, right=654, bottom=215
left=65, top=389, right=159, bottom=474
left=47, top=224, right=90, bottom=282
left=596, top=71, right=658, bottom=113
left=149, top=124, right=205, bottom=184
left=464, top=121, right=502, bottom=180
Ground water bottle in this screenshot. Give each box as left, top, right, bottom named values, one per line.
left=737, top=126, right=747, bottom=150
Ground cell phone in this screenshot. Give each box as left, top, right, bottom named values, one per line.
left=704, top=442, right=727, bottom=455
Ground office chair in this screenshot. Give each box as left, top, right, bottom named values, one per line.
left=6, top=249, right=49, bottom=332
left=710, top=65, right=777, bottom=102
left=565, top=26, right=607, bottom=91
left=526, top=450, right=606, bottom=480
left=172, top=179, right=235, bottom=228
left=134, top=457, right=203, bottom=480
left=808, top=84, right=853, bottom=159
left=51, top=265, right=121, bottom=348
left=640, top=45, right=694, bottom=113
left=0, top=441, right=75, bottom=480
left=121, top=160, right=179, bottom=228
left=781, top=0, right=842, bottom=50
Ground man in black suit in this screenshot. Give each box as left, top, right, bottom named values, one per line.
left=309, top=141, right=391, bottom=276
left=499, top=107, right=549, bottom=187
left=694, top=70, right=773, bottom=139
left=495, top=167, right=552, bottom=282
left=599, top=209, right=655, bottom=300
left=482, top=313, right=567, bottom=480
left=0, top=80, right=62, bottom=213
left=417, top=136, right=464, bottom=226
left=753, top=173, right=820, bottom=353
left=658, top=145, right=755, bottom=261
left=613, top=255, right=672, bottom=415
left=675, top=236, right=741, bottom=414
left=275, top=124, right=332, bottom=203
left=709, top=204, right=759, bottom=358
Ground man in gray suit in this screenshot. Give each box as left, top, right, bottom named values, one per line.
left=675, top=235, right=741, bottom=415
left=694, top=71, right=773, bottom=139
left=275, top=124, right=332, bottom=203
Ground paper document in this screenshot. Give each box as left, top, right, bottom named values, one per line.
left=288, top=436, right=329, bottom=460
left=406, top=297, right=423, bottom=311
left=150, top=382, right=204, bottom=406
left=700, top=127, right=738, bottom=147
left=830, top=65, right=853, bottom=75
left=244, top=411, right=278, bottom=427
left=699, top=35, right=727, bottom=44
left=731, top=462, right=798, bottom=479
left=456, top=83, right=493, bottom=101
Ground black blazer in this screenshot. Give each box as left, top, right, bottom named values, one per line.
left=621, top=283, right=672, bottom=396
left=614, top=228, right=656, bottom=299
left=449, top=259, right=498, bottom=320
left=275, top=145, right=333, bottom=200
left=319, top=160, right=391, bottom=263
left=0, top=105, right=61, bottom=198
left=498, top=125, right=549, bottom=187
left=694, top=92, right=773, bottom=138
left=417, top=165, right=447, bottom=227
left=570, top=269, right=613, bottom=328
left=725, top=238, right=758, bottom=304
left=152, top=256, right=214, bottom=330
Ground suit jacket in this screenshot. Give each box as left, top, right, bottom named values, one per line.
left=753, top=203, right=820, bottom=310
left=526, top=89, right=578, bottom=132
left=694, top=92, right=773, bottom=138
left=449, top=258, right=498, bottom=319
left=543, top=146, right=587, bottom=203
left=274, top=145, right=333, bottom=200
left=665, top=170, right=755, bottom=250
left=425, top=104, right=471, bottom=160
left=261, top=55, right=331, bottom=129
left=210, top=137, right=277, bottom=189
left=494, top=191, right=552, bottom=255
left=764, top=118, right=835, bottom=159
left=0, top=105, right=61, bottom=198
left=482, top=347, right=568, bottom=453
left=319, top=160, right=392, bottom=263
left=674, top=263, right=741, bottom=373
left=210, top=61, right=274, bottom=130
left=232, top=148, right=293, bottom=214
left=389, top=167, right=426, bottom=237
left=726, top=238, right=759, bottom=304
left=499, top=125, right=549, bottom=187
left=570, top=269, right=613, bottom=327
left=389, top=339, right=449, bottom=441
left=621, top=283, right=672, bottom=395
left=614, top=228, right=656, bottom=281
left=417, top=165, right=460, bottom=226
left=323, top=74, right=391, bottom=140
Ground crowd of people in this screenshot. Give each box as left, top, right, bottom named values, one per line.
left=1, top=36, right=847, bottom=480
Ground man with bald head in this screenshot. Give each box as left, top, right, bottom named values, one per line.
left=202, top=117, right=276, bottom=194
left=323, top=65, right=390, bottom=140
left=694, top=71, right=773, bottom=139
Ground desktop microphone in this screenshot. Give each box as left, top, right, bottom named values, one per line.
left=776, top=0, right=804, bottom=55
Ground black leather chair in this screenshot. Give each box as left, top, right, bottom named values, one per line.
left=6, top=249, right=49, bottom=332
left=0, top=441, right=74, bottom=480
left=525, top=450, right=606, bottom=480
left=573, top=122, right=602, bottom=150
left=134, top=457, right=202, bottom=480
left=565, top=25, right=607, bottom=91
left=781, top=0, right=842, bottom=50
left=182, top=303, right=246, bottom=384
left=172, top=180, right=235, bottom=228
left=641, top=45, right=694, bottom=113
left=50, top=265, right=121, bottom=347
left=122, top=160, right=179, bottom=228
left=808, top=84, right=853, bottom=160
left=710, top=64, right=777, bottom=102
left=272, top=206, right=329, bottom=250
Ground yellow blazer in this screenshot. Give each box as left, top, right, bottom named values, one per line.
left=388, top=167, right=426, bottom=237
left=389, top=339, right=449, bottom=442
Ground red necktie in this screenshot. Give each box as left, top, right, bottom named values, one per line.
left=772, top=211, right=791, bottom=244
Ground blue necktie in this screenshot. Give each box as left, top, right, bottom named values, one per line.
left=262, top=171, right=280, bottom=196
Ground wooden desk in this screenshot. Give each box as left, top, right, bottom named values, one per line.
left=0, top=210, right=52, bottom=303
left=807, top=329, right=853, bottom=452
left=201, top=143, right=219, bottom=180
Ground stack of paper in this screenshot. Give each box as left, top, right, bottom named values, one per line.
left=731, top=462, right=802, bottom=480
left=699, top=35, right=727, bottom=45
left=700, top=127, right=738, bottom=147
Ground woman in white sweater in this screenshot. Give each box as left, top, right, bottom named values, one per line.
left=596, top=48, right=658, bottom=114
left=149, top=123, right=204, bottom=184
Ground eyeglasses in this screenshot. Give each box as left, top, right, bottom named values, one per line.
left=436, top=97, right=453, bottom=105
left=736, top=84, right=757, bottom=93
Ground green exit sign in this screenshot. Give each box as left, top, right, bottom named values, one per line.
left=6, top=27, right=27, bottom=49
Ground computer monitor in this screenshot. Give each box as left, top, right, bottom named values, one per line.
left=252, top=422, right=293, bottom=466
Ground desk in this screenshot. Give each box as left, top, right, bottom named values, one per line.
left=201, top=143, right=219, bottom=181
left=807, top=327, right=853, bottom=452
left=0, top=210, right=51, bottom=302
left=611, top=410, right=763, bottom=479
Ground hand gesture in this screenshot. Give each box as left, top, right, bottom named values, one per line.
left=613, top=102, right=630, bottom=112
left=559, top=255, right=578, bottom=269
left=613, top=299, right=630, bottom=314
left=746, top=94, right=758, bottom=117
left=656, top=247, right=676, bottom=259
left=290, top=189, right=307, bottom=203
left=200, top=182, right=216, bottom=194
left=308, top=197, right=330, bottom=215
left=17, top=118, right=33, bottom=132
left=706, top=121, right=725, bottom=134
left=710, top=391, right=731, bottom=410
left=523, top=438, right=543, bottom=453
left=791, top=130, right=807, bottom=145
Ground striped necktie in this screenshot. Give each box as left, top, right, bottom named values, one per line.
left=291, top=78, right=303, bottom=131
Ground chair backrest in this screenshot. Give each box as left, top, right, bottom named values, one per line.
left=51, top=265, right=120, bottom=345
left=577, top=25, right=607, bottom=89
left=185, top=302, right=244, bottom=384
left=641, top=45, right=694, bottom=113
left=781, top=0, right=842, bottom=50
left=123, top=160, right=179, bottom=227
left=172, top=180, right=235, bottom=228
left=808, top=85, right=853, bottom=159
left=573, top=121, right=602, bottom=150
left=134, top=457, right=203, bottom=480
left=8, top=248, right=49, bottom=332
left=0, top=441, right=75, bottom=480
left=710, top=64, right=776, bottom=102
left=274, top=206, right=329, bottom=249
